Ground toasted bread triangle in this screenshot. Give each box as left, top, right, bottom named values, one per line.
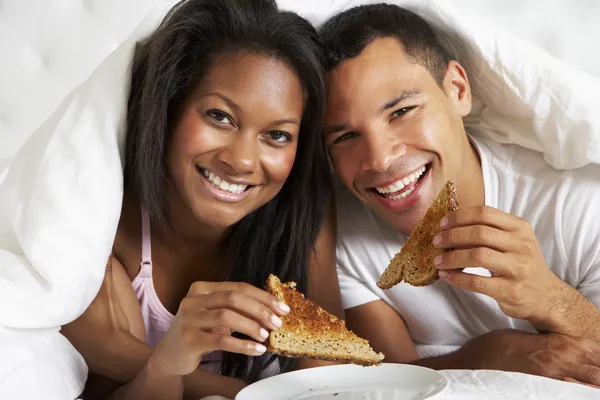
left=377, top=181, right=459, bottom=289
left=265, top=275, right=384, bottom=366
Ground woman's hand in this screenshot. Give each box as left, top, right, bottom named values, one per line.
left=149, top=281, right=290, bottom=376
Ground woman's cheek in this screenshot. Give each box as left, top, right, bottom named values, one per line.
left=262, top=145, right=298, bottom=184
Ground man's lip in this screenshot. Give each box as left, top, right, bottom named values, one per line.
left=196, top=165, right=257, bottom=186
left=369, top=163, right=431, bottom=212
left=366, top=164, right=430, bottom=190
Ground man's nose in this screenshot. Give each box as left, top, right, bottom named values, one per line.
left=361, top=129, right=407, bottom=173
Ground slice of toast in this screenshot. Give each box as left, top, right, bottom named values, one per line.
left=377, top=181, right=459, bottom=289
left=265, top=275, right=384, bottom=366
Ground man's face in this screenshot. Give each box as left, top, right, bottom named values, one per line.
left=324, top=37, right=472, bottom=236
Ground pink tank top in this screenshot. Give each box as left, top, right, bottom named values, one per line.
left=131, top=207, right=221, bottom=371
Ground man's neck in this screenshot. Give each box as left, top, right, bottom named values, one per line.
left=454, top=135, right=485, bottom=209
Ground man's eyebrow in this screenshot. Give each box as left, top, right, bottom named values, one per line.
left=323, top=123, right=350, bottom=136
left=379, top=89, right=422, bottom=113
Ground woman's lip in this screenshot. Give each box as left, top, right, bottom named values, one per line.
left=197, top=165, right=256, bottom=186
left=198, top=168, right=255, bottom=203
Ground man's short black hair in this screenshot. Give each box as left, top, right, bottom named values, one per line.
left=319, top=3, right=451, bottom=86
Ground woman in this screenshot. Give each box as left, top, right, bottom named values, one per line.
left=61, top=0, right=341, bottom=399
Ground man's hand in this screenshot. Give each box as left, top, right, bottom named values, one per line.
left=431, top=206, right=583, bottom=329
left=438, top=330, right=600, bottom=388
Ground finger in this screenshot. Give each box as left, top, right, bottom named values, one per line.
left=188, top=281, right=290, bottom=316
left=434, top=247, right=514, bottom=277
left=441, top=206, right=527, bottom=233
left=198, top=309, right=271, bottom=343
left=207, top=332, right=267, bottom=356
left=564, top=377, right=600, bottom=389
left=438, top=270, right=504, bottom=297
left=211, top=327, right=232, bottom=336
left=568, top=364, right=600, bottom=387
left=200, top=291, right=283, bottom=331
left=433, top=225, right=519, bottom=253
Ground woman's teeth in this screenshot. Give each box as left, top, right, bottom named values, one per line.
left=374, top=165, right=427, bottom=200
left=201, top=168, right=248, bottom=194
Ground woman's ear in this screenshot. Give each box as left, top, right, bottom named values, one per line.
left=443, top=60, right=472, bottom=117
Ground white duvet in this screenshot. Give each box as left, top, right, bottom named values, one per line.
left=0, top=0, right=599, bottom=398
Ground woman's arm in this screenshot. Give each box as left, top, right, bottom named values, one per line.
left=296, top=196, right=344, bottom=370
left=82, top=334, right=246, bottom=400
left=61, top=257, right=247, bottom=399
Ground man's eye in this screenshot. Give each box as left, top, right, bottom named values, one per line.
left=333, top=131, right=357, bottom=144
left=391, top=106, right=415, bottom=119
left=207, top=110, right=233, bottom=125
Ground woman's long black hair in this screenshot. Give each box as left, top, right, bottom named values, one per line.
left=123, top=0, right=331, bottom=383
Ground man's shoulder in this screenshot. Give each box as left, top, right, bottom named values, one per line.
left=474, top=134, right=600, bottom=274
left=473, top=132, right=600, bottom=201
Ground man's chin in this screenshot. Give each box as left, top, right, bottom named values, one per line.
left=363, top=191, right=431, bottom=236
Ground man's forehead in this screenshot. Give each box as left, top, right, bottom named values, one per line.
left=326, top=38, right=429, bottom=102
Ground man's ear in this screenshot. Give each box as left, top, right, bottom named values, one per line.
left=443, top=61, right=472, bottom=117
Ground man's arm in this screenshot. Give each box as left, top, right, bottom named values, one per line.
left=345, top=301, right=418, bottom=363
left=530, top=275, right=600, bottom=342
left=346, top=299, right=600, bottom=386
left=433, top=205, right=600, bottom=342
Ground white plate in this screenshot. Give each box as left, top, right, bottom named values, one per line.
left=235, top=363, right=448, bottom=400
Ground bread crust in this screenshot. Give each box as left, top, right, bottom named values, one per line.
left=265, top=275, right=384, bottom=366
left=377, top=181, right=459, bottom=289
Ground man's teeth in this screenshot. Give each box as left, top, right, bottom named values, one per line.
left=376, top=166, right=427, bottom=195
left=388, top=186, right=416, bottom=200
left=201, top=169, right=248, bottom=194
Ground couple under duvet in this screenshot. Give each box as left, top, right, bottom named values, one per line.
left=60, top=0, right=600, bottom=399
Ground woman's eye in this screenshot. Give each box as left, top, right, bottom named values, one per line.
left=268, top=131, right=291, bottom=143
left=207, top=110, right=233, bottom=125
left=333, top=131, right=357, bottom=144
left=391, top=107, right=415, bottom=119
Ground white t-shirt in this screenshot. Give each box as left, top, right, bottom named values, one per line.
left=334, top=132, right=600, bottom=346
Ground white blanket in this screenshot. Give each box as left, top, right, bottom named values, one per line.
left=1, top=0, right=599, bottom=398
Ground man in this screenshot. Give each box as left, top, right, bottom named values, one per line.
left=320, top=3, right=600, bottom=386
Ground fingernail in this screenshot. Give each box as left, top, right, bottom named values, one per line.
left=278, top=302, right=290, bottom=313
left=255, top=344, right=267, bottom=354
left=438, top=270, right=449, bottom=278
left=440, top=217, right=449, bottom=229
left=260, top=328, right=269, bottom=339
left=433, top=235, right=442, bottom=246
left=271, top=314, right=282, bottom=328
left=434, top=255, right=442, bottom=266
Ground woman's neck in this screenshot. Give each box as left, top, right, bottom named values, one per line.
left=121, top=190, right=226, bottom=266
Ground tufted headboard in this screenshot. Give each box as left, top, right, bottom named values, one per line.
left=1, top=0, right=599, bottom=167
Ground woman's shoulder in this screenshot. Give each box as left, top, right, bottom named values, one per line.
left=113, top=196, right=144, bottom=281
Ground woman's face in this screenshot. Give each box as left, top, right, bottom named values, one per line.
left=166, top=51, right=304, bottom=230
